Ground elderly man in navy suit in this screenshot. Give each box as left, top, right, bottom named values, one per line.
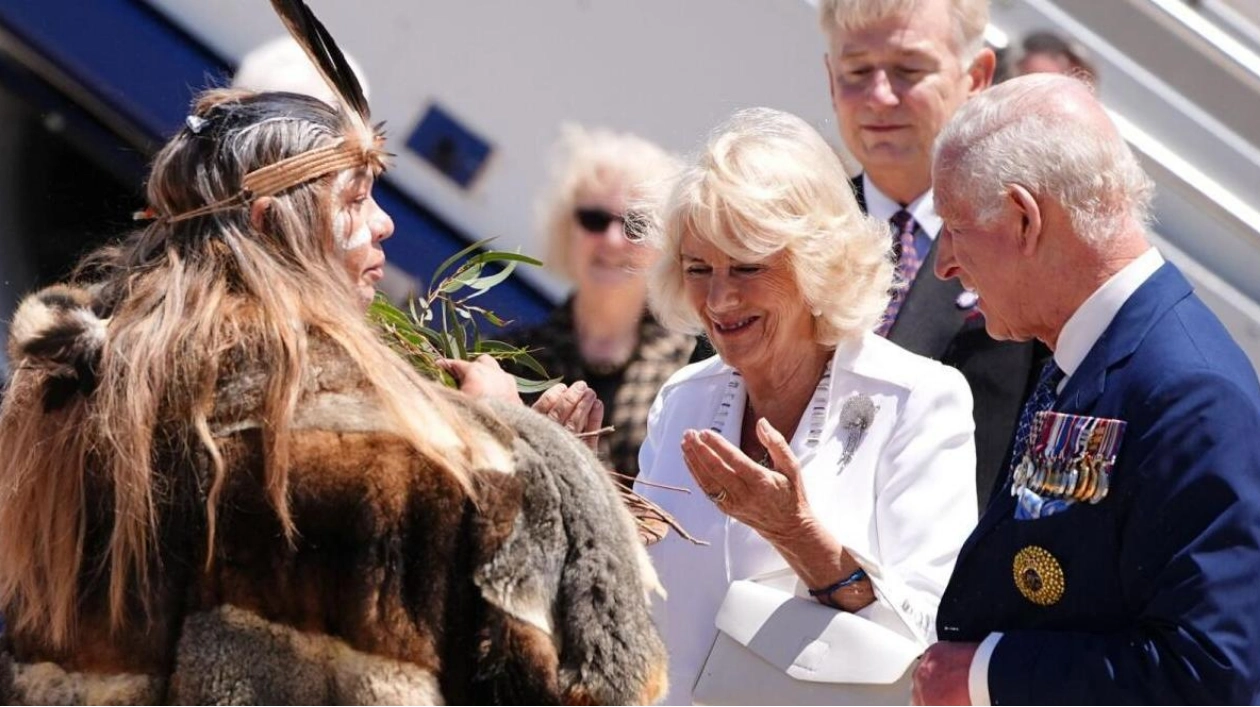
left=913, top=73, right=1260, bottom=704
left=818, top=0, right=1045, bottom=507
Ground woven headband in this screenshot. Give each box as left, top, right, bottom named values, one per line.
left=160, top=133, right=386, bottom=223
left=150, top=0, right=386, bottom=224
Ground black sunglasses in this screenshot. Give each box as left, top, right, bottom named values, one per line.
left=574, top=208, right=647, bottom=240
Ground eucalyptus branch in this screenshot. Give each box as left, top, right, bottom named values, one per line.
left=369, top=237, right=558, bottom=393
left=370, top=238, right=701, bottom=547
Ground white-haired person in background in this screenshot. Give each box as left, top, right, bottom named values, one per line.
left=634, top=107, right=978, bottom=704
left=501, top=124, right=694, bottom=481
left=233, top=39, right=614, bottom=443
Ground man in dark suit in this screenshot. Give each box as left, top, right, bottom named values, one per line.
left=913, top=73, right=1260, bottom=704
left=818, top=0, right=1044, bottom=506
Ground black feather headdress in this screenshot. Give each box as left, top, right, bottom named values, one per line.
left=268, top=0, right=371, bottom=134
left=164, top=0, right=386, bottom=223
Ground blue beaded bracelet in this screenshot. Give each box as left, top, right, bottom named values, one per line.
left=808, top=567, right=868, bottom=607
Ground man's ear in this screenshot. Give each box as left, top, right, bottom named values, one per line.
left=966, top=47, right=997, bottom=94
left=249, top=196, right=274, bottom=233
left=1008, top=184, right=1042, bottom=256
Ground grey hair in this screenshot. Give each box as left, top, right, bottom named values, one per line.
left=646, top=107, right=893, bottom=346
left=817, top=0, right=991, bottom=62
left=933, top=73, right=1153, bottom=244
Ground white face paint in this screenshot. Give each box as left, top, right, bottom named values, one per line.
left=328, top=167, right=395, bottom=309
left=331, top=169, right=383, bottom=251
left=343, top=222, right=373, bottom=251
left=331, top=169, right=356, bottom=251
left=332, top=211, right=351, bottom=250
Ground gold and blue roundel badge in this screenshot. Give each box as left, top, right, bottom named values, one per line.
left=1013, top=545, right=1065, bottom=606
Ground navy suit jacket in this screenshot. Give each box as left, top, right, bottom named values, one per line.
left=850, top=176, right=1047, bottom=507
left=937, top=263, right=1260, bottom=704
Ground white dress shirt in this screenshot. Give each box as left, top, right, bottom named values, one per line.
left=967, top=247, right=1165, bottom=706
left=863, top=174, right=942, bottom=255
left=1055, top=248, right=1166, bottom=389
left=636, top=332, right=978, bottom=705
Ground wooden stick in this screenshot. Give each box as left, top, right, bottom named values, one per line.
left=607, top=470, right=693, bottom=494
left=575, top=425, right=615, bottom=439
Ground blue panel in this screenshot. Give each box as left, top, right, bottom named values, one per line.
left=0, top=54, right=150, bottom=183
left=0, top=0, right=549, bottom=328
left=0, top=0, right=231, bottom=138
left=406, top=103, right=493, bottom=190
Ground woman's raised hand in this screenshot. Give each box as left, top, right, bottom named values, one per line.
left=681, top=419, right=812, bottom=542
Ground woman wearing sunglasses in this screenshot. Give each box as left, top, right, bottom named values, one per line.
left=503, top=124, right=696, bottom=482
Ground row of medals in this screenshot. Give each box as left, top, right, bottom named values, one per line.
left=1011, top=415, right=1116, bottom=504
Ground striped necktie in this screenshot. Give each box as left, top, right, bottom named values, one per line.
left=875, top=209, right=923, bottom=337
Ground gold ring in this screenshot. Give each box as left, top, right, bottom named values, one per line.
left=706, top=488, right=728, bottom=504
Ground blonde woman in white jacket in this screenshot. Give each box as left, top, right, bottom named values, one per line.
left=635, top=107, right=977, bottom=705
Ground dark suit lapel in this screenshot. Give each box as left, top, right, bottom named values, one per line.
left=956, top=262, right=1193, bottom=566
left=887, top=237, right=967, bottom=357
left=849, top=174, right=866, bottom=213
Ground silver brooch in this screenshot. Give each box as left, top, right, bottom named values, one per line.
left=839, top=394, right=877, bottom=469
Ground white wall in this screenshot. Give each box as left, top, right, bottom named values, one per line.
left=139, top=1, right=1260, bottom=373
left=145, top=0, right=842, bottom=300
left=988, top=0, right=1260, bottom=369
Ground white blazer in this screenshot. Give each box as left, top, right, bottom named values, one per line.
left=636, top=332, right=977, bottom=705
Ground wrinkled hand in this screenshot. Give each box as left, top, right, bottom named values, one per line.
left=533, top=381, right=605, bottom=451
left=681, top=419, right=811, bottom=542
left=911, top=641, right=977, bottom=706
left=439, top=355, right=523, bottom=406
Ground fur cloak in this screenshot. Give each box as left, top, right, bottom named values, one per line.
left=0, top=285, right=667, bottom=705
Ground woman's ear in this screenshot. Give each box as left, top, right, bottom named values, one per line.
left=249, top=196, right=274, bottom=233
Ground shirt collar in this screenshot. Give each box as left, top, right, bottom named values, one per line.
left=1054, top=247, right=1165, bottom=381
left=861, top=173, right=942, bottom=241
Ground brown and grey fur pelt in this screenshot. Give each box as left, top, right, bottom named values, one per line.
left=0, top=284, right=667, bottom=705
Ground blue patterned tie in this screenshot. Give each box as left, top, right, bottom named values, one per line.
left=1008, top=360, right=1066, bottom=478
